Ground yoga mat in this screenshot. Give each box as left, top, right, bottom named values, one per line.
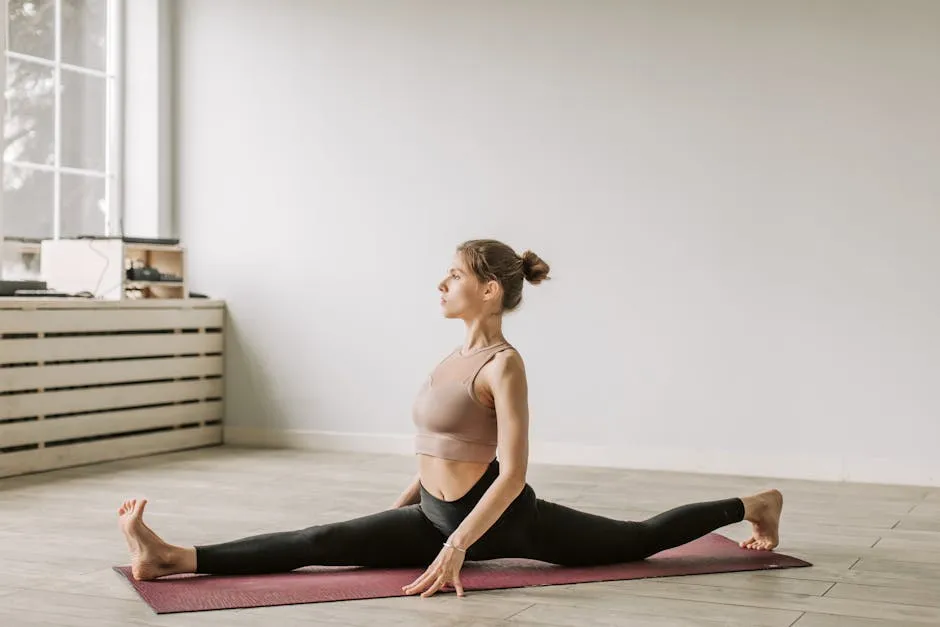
left=114, top=533, right=811, bottom=614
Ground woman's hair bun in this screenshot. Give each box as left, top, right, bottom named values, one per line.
left=521, top=250, right=551, bottom=285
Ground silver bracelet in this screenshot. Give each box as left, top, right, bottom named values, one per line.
left=443, top=540, right=466, bottom=553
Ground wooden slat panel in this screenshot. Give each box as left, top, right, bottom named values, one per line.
left=0, top=333, right=223, bottom=364
left=0, top=307, right=223, bottom=334
left=0, top=379, right=223, bottom=420
left=0, top=425, right=222, bottom=478
left=0, top=401, right=222, bottom=448
left=0, top=356, right=224, bottom=393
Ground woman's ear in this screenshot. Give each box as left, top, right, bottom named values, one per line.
left=482, top=279, right=502, bottom=302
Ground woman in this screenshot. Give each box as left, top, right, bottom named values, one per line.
left=118, top=238, right=783, bottom=598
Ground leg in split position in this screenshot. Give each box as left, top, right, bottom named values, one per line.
left=518, top=489, right=783, bottom=566
left=117, top=499, right=445, bottom=580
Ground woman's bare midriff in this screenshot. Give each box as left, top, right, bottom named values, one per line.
left=418, top=454, right=490, bottom=502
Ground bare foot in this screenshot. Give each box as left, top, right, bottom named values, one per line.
left=739, top=489, right=783, bottom=551
left=117, top=499, right=185, bottom=580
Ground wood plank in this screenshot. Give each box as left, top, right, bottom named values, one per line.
left=907, top=501, right=940, bottom=516
left=645, top=571, right=833, bottom=596
left=825, top=582, right=940, bottom=609
left=895, top=517, right=940, bottom=532
left=483, top=586, right=802, bottom=626
left=562, top=579, right=940, bottom=624
left=850, top=558, right=940, bottom=579
left=793, top=614, right=910, bottom=627
left=507, top=600, right=796, bottom=626
left=922, top=489, right=940, bottom=503
left=0, top=425, right=222, bottom=477
left=0, top=307, right=223, bottom=334
left=877, top=529, right=940, bottom=549
left=866, top=543, right=940, bottom=564
left=0, top=378, right=222, bottom=420
left=0, top=588, right=228, bottom=627
left=1, top=332, right=223, bottom=364
left=337, top=595, right=536, bottom=621
left=0, top=401, right=222, bottom=448
left=0, top=356, right=223, bottom=393
left=236, top=598, right=502, bottom=627
left=747, top=562, right=936, bottom=591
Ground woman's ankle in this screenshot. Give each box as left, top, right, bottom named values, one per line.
left=740, top=495, right=762, bottom=522
left=169, top=546, right=198, bottom=575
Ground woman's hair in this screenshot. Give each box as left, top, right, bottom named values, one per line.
left=457, top=239, right=551, bottom=312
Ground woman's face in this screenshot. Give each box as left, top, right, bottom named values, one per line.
left=438, top=253, right=493, bottom=319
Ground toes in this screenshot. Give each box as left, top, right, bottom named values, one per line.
left=138, top=499, right=149, bottom=516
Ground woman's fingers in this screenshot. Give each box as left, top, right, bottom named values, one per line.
left=453, top=574, right=465, bottom=597
left=420, top=574, right=448, bottom=598
left=402, top=567, right=437, bottom=594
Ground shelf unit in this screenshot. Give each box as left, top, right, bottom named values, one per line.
left=40, top=238, right=188, bottom=300
left=124, top=242, right=187, bottom=300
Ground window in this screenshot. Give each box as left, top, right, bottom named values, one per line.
left=3, top=0, right=120, bottom=246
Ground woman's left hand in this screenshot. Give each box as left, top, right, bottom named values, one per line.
left=402, top=543, right=467, bottom=598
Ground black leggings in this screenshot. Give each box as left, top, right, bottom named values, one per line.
left=194, top=460, right=745, bottom=575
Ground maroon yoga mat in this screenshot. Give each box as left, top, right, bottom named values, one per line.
left=114, top=533, right=811, bottom=614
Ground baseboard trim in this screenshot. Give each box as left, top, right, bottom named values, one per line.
left=225, top=427, right=414, bottom=455
left=222, top=427, right=938, bottom=487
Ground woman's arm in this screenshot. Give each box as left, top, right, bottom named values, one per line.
left=391, top=472, right=422, bottom=508
left=446, top=351, right=530, bottom=550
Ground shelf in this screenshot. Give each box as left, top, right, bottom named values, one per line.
left=125, top=280, right=184, bottom=288
left=124, top=243, right=183, bottom=253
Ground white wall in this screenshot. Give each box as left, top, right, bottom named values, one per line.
left=175, top=0, right=940, bottom=486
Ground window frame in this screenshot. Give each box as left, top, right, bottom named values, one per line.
left=2, top=0, right=124, bottom=242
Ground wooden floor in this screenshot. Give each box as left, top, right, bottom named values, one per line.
left=1, top=446, right=938, bottom=626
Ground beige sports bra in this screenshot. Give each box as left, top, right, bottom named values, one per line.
left=412, top=342, right=513, bottom=463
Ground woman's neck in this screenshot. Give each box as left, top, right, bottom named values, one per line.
left=462, top=315, right=505, bottom=354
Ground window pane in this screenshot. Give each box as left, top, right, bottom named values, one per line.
left=3, top=165, right=54, bottom=239
left=62, top=0, right=107, bottom=71
left=4, top=58, right=55, bottom=166
left=8, top=0, right=55, bottom=61
left=61, top=70, right=106, bottom=171
left=60, top=173, right=107, bottom=237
